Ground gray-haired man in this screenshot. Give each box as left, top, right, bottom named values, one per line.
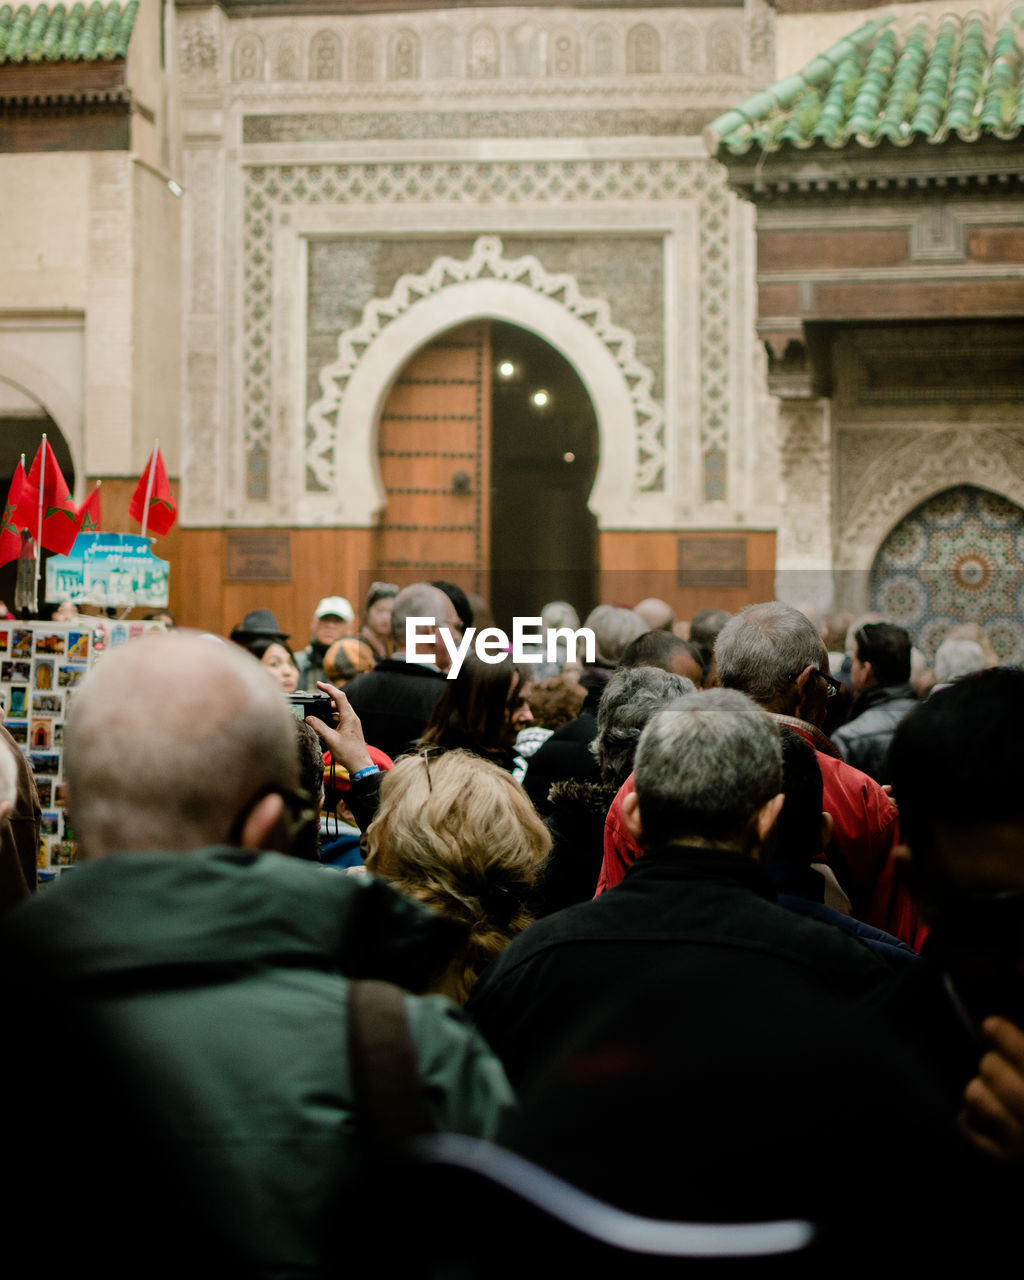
left=468, top=687, right=891, bottom=1089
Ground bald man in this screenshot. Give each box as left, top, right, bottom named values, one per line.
left=633, top=596, right=675, bottom=632
left=341, top=581, right=460, bottom=759
left=64, top=630, right=301, bottom=859
left=2, top=631, right=512, bottom=1276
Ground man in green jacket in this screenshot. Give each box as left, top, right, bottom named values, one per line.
left=4, top=630, right=513, bottom=1277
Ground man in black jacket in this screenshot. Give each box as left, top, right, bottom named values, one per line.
left=831, top=620, right=917, bottom=783
left=342, top=581, right=460, bottom=760
left=468, top=686, right=892, bottom=1089
left=469, top=686, right=981, bottom=1258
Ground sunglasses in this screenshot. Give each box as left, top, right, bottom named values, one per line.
left=227, top=784, right=318, bottom=848
left=791, top=667, right=842, bottom=698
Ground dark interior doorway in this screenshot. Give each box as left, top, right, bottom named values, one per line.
left=488, top=321, right=598, bottom=630
left=0, top=405, right=75, bottom=617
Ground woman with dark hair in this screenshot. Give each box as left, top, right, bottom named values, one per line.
left=355, top=580, right=398, bottom=664
left=229, top=611, right=300, bottom=694
left=417, top=652, right=533, bottom=775
left=243, top=635, right=300, bottom=694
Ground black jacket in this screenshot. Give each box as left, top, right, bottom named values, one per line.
left=467, top=843, right=892, bottom=1089
left=342, top=658, right=446, bottom=761
left=522, top=682, right=604, bottom=813
left=537, top=777, right=618, bottom=916
left=831, top=681, right=918, bottom=783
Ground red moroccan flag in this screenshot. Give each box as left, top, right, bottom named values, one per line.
left=24, top=438, right=77, bottom=555
left=128, top=446, right=177, bottom=538
left=75, top=483, right=102, bottom=536
left=0, top=458, right=32, bottom=567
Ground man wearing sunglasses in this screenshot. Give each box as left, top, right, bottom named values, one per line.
left=597, top=603, right=923, bottom=947
left=711, top=602, right=924, bottom=948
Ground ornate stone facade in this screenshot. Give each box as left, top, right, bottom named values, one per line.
left=831, top=323, right=1024, bottom=617
left=175, top=1, right=773, bottom=531
left=308, top=235, right=665, bottom=511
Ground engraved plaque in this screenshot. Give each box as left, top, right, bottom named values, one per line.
left=226, top=532, right=291, bottom=582
left=678, top=537, right=747, bottom=588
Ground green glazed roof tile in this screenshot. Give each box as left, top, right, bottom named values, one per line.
left=0, top=0, right=137, bottom=64
left=708, top=5, right=1024, bottom=155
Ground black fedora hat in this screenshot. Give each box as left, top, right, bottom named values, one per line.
left=229, top=609, right=289, bottom=644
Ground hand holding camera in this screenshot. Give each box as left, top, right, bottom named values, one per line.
left=305, top=682, right=375, bottom=778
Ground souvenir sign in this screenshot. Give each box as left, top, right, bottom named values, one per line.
left=46, top=533, right=170, bottom=609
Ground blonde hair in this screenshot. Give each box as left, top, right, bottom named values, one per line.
left=365, top=751, right=552, bottom=1002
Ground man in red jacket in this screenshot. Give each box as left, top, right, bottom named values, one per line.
left=599, top=601, right=926, bottom=950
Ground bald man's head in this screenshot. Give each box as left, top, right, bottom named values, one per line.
left=65, top=631, right=299, bottom=859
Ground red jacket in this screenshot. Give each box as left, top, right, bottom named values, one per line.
left=597, top=717, right=928, bottom=951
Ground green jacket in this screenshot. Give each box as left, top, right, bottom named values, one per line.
left=9, top=847, right=514, bottom=1276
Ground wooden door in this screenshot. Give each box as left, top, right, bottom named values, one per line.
left=374, top=321, right=490, bottom=595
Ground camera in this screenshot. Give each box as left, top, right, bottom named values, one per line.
left=287, top=692, right=335, bottom=724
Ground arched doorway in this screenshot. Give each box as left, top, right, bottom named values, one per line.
left=0, top=381, right=76, bottom=614
left=489, top=321, right=598, bottom=627
left=870, top=485, right=1024, bottom=664
left=374, top=320, right=599, bottom=628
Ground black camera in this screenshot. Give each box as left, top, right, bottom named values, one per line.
left=287, top=692, right=335, bottom=725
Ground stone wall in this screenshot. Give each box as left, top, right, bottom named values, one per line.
left=175, top=0, right=778, bottom=533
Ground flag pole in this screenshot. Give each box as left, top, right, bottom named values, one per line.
left=33, top=435, right=48, bottom=614
left=140, top=443, right=158, bottom=541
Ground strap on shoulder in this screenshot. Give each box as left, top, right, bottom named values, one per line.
left=347, top=978, right=436, bottom=1155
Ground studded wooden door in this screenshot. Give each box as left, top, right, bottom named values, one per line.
left=374, top=322, right=490, bottom=594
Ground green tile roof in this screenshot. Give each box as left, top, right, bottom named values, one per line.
left=707, top=6, right=1024, bottom=156
left=0, top=1, right=138, bottom=64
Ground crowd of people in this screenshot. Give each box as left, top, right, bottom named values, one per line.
left=2, top=581, right=1022, bottom=1273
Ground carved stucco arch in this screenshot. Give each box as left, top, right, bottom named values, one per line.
left=306, top=236, right=665, bottom=527
left=0, top=349, right=82, bottom=480
left=836, top=429, right=1024, bottom=575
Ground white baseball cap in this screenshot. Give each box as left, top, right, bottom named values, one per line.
left=313, top=596, right=354, bottom=622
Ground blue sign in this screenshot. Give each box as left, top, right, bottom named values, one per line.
left=45, top=533, right=170, bottom=608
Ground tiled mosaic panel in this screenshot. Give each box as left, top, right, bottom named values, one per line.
left=870, top=485, right=1024, bottom=663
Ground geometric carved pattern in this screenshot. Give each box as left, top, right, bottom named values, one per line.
left=838, top=429, right=920, bottom=526
left=232, top=14, right=747, bottom=83
left=697, top=163, right=733, bottom=500
left=780, top=403, right=829, bottom=504
left=243, top=158, right=731, bottom=503
left=778, top=399, right=830, bottom=562
left=870, top=485, right=1024, bottom=664
left=307, top=235, right=665, bottom=493
left=178, top=11, right=221, bottom=80
left=842, top=428, right=1024, bottom=561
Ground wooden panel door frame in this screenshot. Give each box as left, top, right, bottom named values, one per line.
left=373, top=321, right=491, bottom=597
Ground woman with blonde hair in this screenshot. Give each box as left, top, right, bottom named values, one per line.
left=364, top=750, right=552, bottom=1003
